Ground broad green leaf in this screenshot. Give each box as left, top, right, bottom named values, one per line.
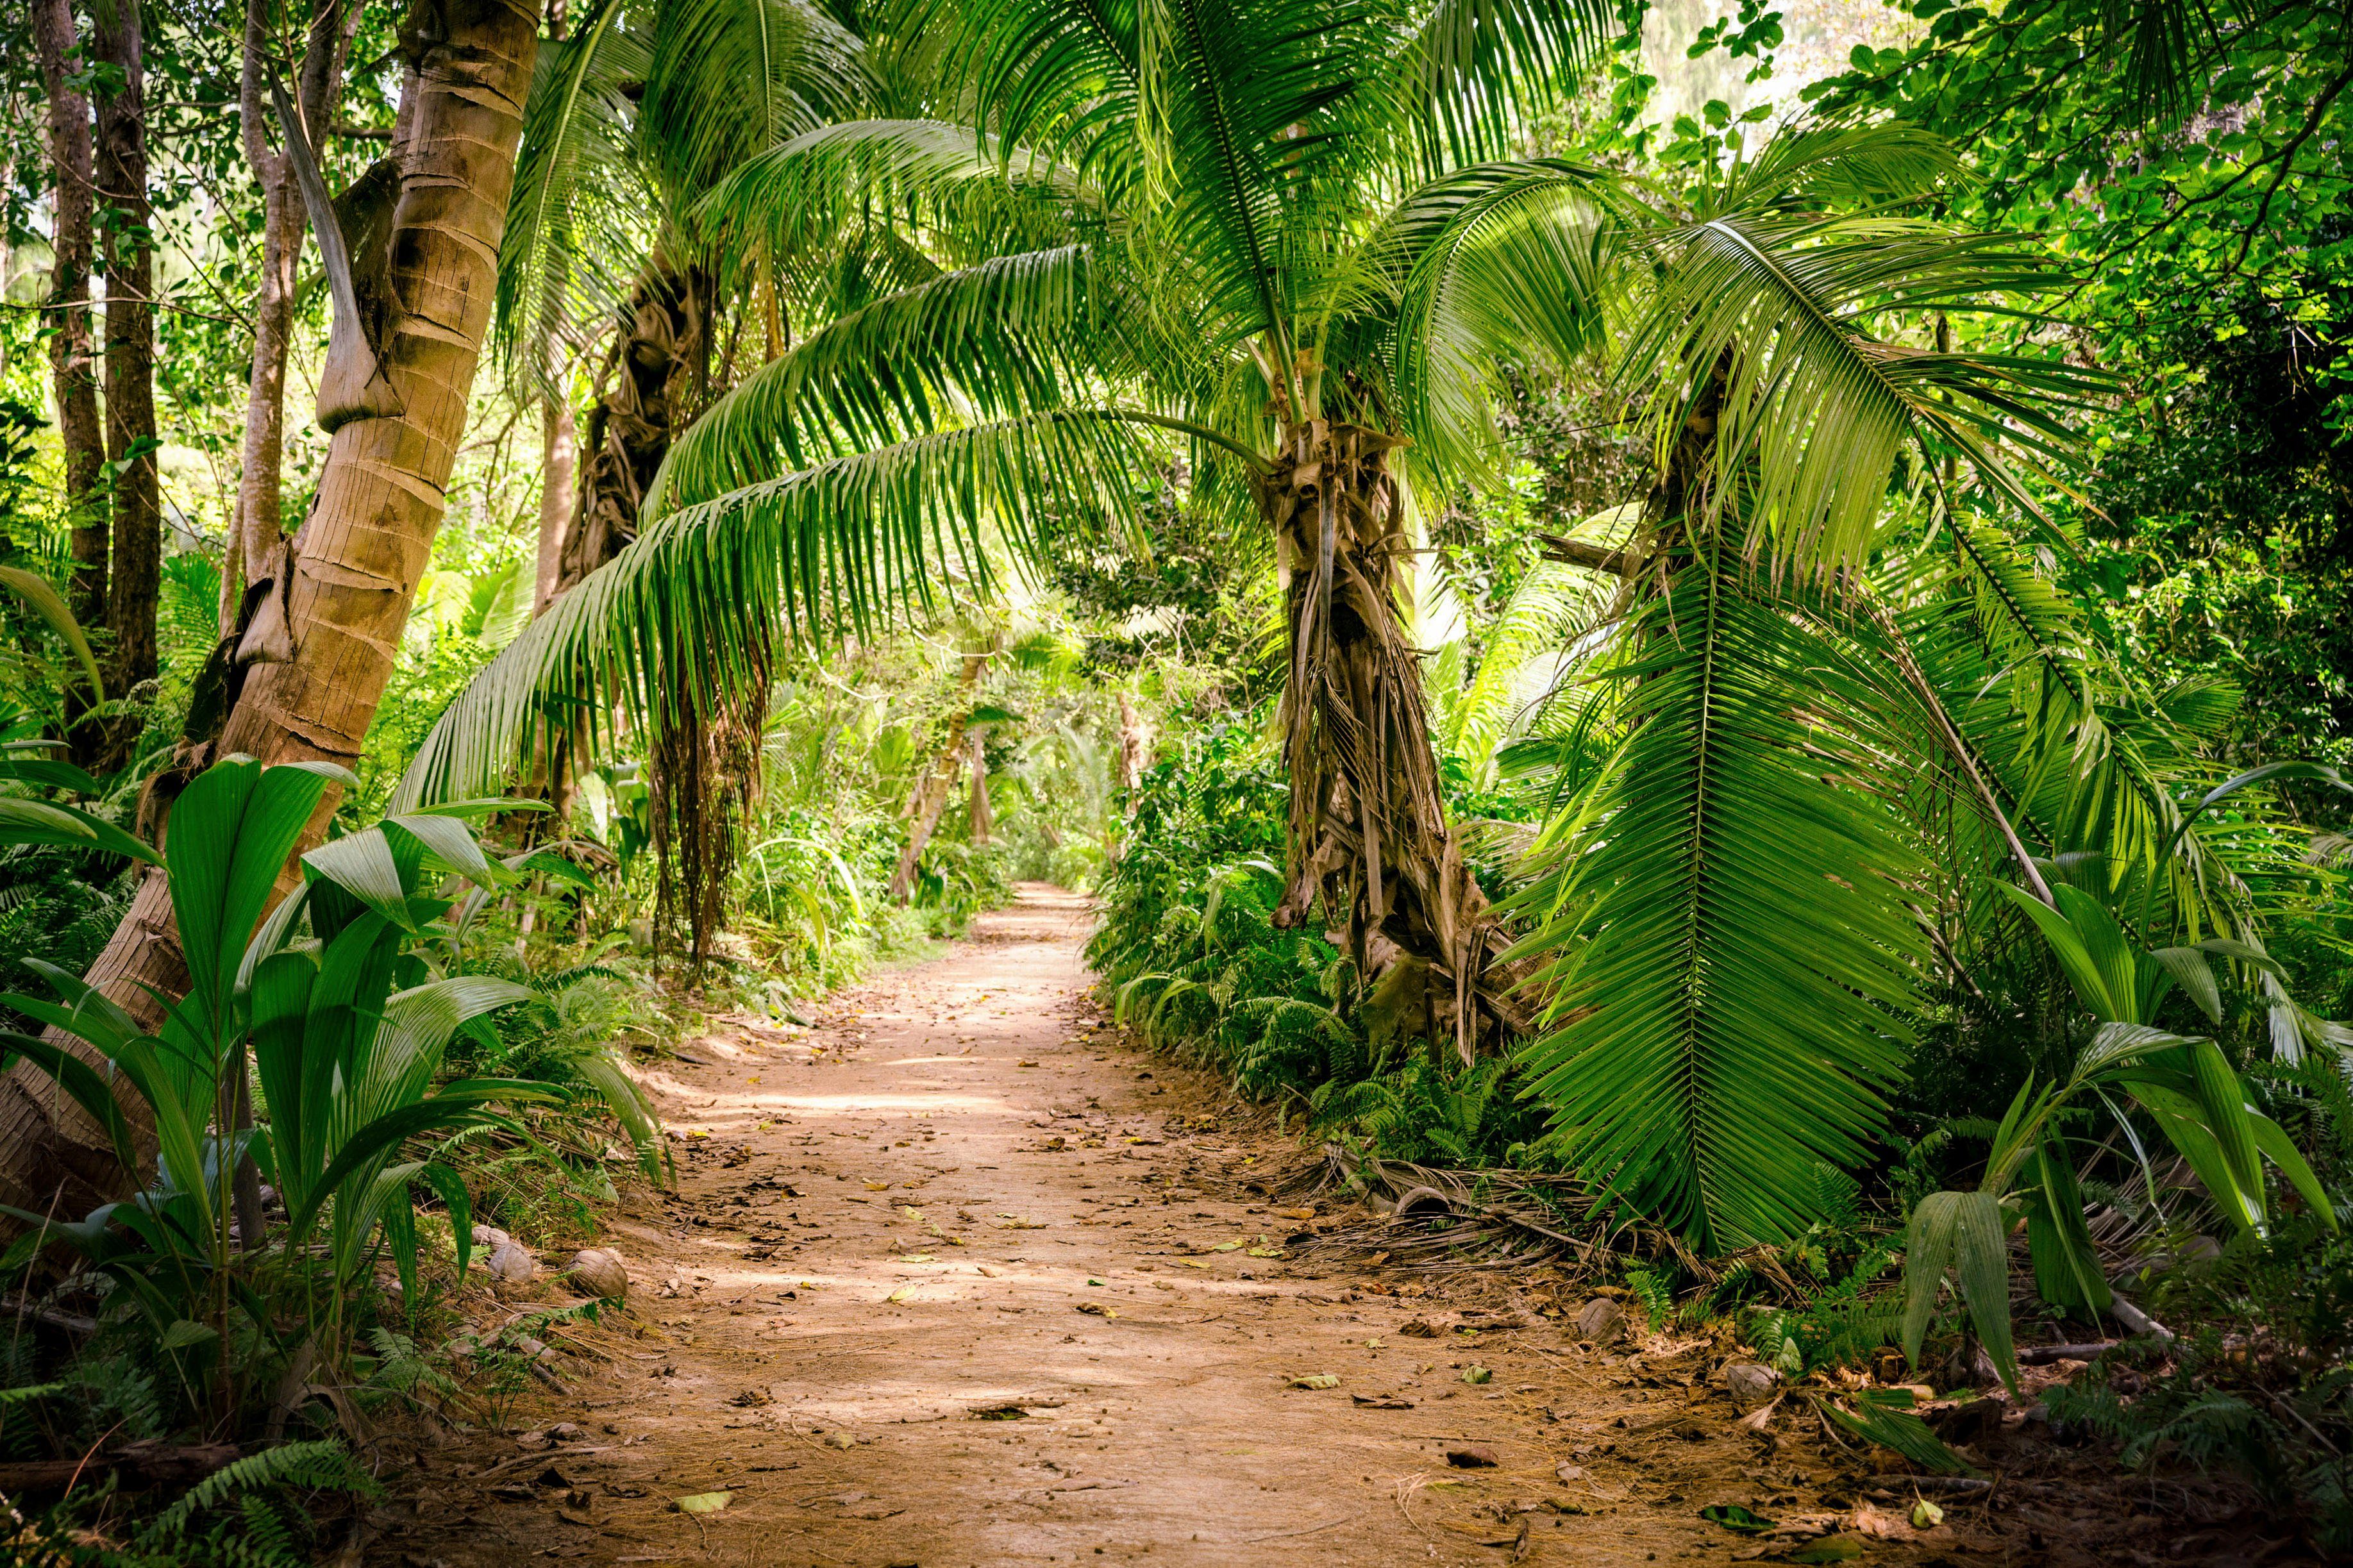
left=169, top=759, right=334, bottom=1040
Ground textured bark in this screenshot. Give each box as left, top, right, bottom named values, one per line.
left=532, top=392, right=578, bottom=615
left=226, top=0, right=364, bottom=629
left=0, top=0, right=541, bottom=1228
left=889, top=653, right=987, bottom=903
left=559, top=258, right=709, bottom=594
left=93, top=0, right=159, bottom=754
left=1264, top=421, right=1533, bottom=1061
left=31, top=0, right=106, bottom=633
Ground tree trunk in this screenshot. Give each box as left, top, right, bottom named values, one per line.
left=1263, top=421, right=1532, bottom=1062
left=92, top=0, right=158, bottom=765
left=532, top=392, right=576, bottom=615
left=558, top=257, right=708, bottom=596
left=225, top=0, right=364, bottom=631
left=31, top=0, right=106, bottom=635
left=888, top=652, right=986, bottom=903
left=0, top=0, right=541, bottom=1229
left=966, top=730, right=992, bottom=844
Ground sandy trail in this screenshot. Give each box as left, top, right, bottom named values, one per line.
left=371, top=886, right=1764, bottom=1567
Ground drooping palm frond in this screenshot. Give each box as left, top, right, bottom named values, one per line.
left=496, top=0, right=657, bottom=396
left=1434, top=560, right=1602, bottom=783
left=1624, top=202, right=2104, bottom=575
left=1379, top=158, right=1620, bottom=481
left=1383, top=0, right=1612, bottom=173
left=396, top=412, right=1148, bottom=810
left=1507, top=550, right=1929, bottom=1251
left=646, top=244, right=1124, bottom=509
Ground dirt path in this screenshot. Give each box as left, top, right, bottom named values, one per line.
left=369, top=887, right=1824, bottom=1567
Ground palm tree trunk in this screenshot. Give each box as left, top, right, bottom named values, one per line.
left=92, top=0, right=158, bottom=768
left=31, top=0, right=106, bottom=636
left=1264, top=421, right=1532, bottom=1062
left=889, top=653, right=987, bottom=903
left=0, top=0, right=540, bottom=1229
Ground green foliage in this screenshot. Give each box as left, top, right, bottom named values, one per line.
left=2048, top=1215, right=2353, bottom=1549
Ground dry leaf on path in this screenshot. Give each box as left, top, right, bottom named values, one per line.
left=669, top=1492, right=731, bottom=1514
left=1289, top=1372, right=1340, bottom=1389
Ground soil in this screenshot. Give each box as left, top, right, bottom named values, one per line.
left=363, top=887, right=2299, bottom=1568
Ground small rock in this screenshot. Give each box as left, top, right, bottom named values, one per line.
left=471, top=1224, right=512, bottom=1250
left=546, top=1422, right=585, bottom=1443
left=1446, top=1446, right=1499, bottom=1469
left=1576, top=1297, right=1625, bottom=1342
left=1723, top=1363, right=1781, bottom=1405
left=1556, top=1464, right=1585, bottom=1482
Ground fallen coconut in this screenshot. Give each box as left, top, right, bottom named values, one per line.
left=568, top=1248, right=630, bottom=1300
left=484, top=1240, right=538, bottom=1283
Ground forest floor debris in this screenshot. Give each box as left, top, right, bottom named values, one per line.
left=362, top=887, right=2316, bottom=1566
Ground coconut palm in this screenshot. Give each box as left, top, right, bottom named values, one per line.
left=399, top=1, right=2097, bottom=1086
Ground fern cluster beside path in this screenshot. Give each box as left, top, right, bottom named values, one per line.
left=364, top=888, right=1852, bottom=1566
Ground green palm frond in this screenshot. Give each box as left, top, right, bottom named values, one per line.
left=1627, top=204, right=2104, bottom=573
left=1437, top=560, right=1600, bottom=783
left=647, top=244, right=1119, bottom=509
left=396, top=412, right=1146, bottom=809
left=1383, top=158, right=1620, bottom=481
left=498, top=0, right=654, bottom=396
left=1384, top=0, right=1612, bottom=172
left=1507, top=551, right=1928, bottom=1250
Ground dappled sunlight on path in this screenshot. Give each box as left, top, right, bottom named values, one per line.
left=367, top=885, right=1746, bottom=1567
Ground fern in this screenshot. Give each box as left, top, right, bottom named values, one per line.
left=140, top=1439, right=381, bottom=1543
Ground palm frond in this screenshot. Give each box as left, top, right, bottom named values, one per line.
left=646, top=244, right=1117, bottom=510
left=396, top=412, right=1146, bottom=809
left=1506, top=551, right=1927, bottom=1250
left=1627, top=203, right=2103, bottom=574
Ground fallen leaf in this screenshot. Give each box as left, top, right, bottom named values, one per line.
left=1280, top=1208, right=1317, bottom=1221
left=897, top=1255, right=935, bottom=1263
left=1018, top=1060, right=1039, bottom=1067
left=1073, top=1302, right=1118, bottom=1317
left=1179, top=1259, right=1212, bottom=1269
left=1352, top=1394, right=1412, bottom=1409
left=1554, top=1465, right=1584, bottom=1483
left=1786, top=1537, right=1864, bottom=1563
left=1210, top=1242, right=1243, bottom=1253
left=883, top=1285, right=914, bottom=1302
left=1398, top=1319, right=1437, bottom=1338
left=1289, top=1372, right=1341, bottom=1390
left=1246, top=1247, right=1286, bottom=1258
left=825, top=1432, right=855, bottom=1450
left=1701, top=1503, right=1777, bottom=1535
left=669, top=1492, right=732, bottom=1514
left=1462, top=1365, right=1493, bottom=1385
left=1445, top=1446, right=1498, bottom=1468
left=864, top=1181, right=889, bottom=1191
left=1911, top=1499, right=1944, bottom=1530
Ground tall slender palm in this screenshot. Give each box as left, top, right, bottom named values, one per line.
left=401, top=4, right=2096, bottom=1064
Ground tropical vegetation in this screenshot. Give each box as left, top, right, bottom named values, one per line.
left=0, top=0, right=2350, bottom=1551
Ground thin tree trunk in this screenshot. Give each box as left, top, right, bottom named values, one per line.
left=31, top=0, right=106, bottom=634
left=1264, top=421, right=1533, bottom=1062
left=224, top=0, right=363, bottom=632
left=532, top=392, right=576, bottom=615
left=889, top=651, right=986, bottom=903
left=966, top=730, right=992, bottom=844
left=0, top=0, right=541, bottom=1228
left=93, top=0, right=158, bottom=761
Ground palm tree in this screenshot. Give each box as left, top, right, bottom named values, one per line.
left=1, top=0, right=542, bottom=1226
left=399, top=3, right=2104, bottom=1063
